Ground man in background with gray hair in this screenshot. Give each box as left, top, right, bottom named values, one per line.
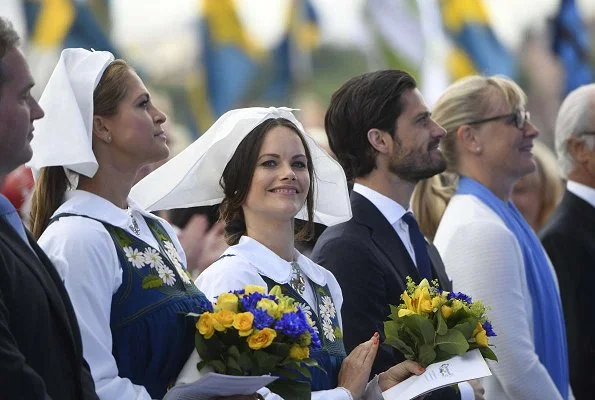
left=540, top=83, right=595, bottom=400
left=0, top=17, right=98, bottom=399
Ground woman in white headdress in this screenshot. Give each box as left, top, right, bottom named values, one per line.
left=131, top=107, right=424, bottom=400
left=26, top=49, right=225, bottom=400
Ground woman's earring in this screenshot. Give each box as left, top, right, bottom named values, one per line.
left=106, top=135, right=112, bottom=144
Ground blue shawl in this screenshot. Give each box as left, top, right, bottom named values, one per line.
left=457, top=176, right=569, bottom=399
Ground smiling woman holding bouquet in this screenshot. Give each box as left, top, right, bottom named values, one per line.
left=131, top=107, right=423, bottom=399
left=412, top=76, right=573, bottom=400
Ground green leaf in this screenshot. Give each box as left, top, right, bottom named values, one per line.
left=253, top=350, right=281, bottom=374
left=209, top=360, right=227, bottom=374
left=267, top=380, right=312, bottom=400
left=384, top=335, right=415, bottom=358
left=403, top=315, right=435, bottom=345
left=436, top=329, right=469, bottom=356
left=418, top=343, right=437, bottom=367
left=141, top=275, right=163, bottom=289
left=452, top=317, right=477, bottom=339
left=435, top=311, right=448, bottom=335
left=480, top=346, right=498, bottom=361
left=388, top=304, right=400, bottom=319
left=226, top=345, right=240, bottom=361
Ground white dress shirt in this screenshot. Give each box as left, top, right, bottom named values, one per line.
left=352, top=184, right=474, bottom=400
left=567, top=180, right=595, bottom=208
left=352, top=183, right=417, bottom=265
left=39, top=190, right=186, bottom=400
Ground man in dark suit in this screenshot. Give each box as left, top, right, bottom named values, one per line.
left=540, top=83, right=595, bottom=400
left=0, top=18, right=98, bottom=399
left=311, top=70, right=483, bottom=399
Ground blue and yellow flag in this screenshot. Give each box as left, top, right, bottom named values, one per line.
left=25, top=0, right=118, bottom=55
left=263, top=0, right=320, bottom=102
left=198, top=0, right=261, bottom=119
left=441, top=0, right=516, bottom=80
left=552, top=0, right=593, bottom=95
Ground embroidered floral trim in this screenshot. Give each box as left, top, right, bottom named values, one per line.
left=123, top=247, right=145, bottom=269
left=319, top=295, right=337, bottom=342
left=163, top=241, right=192, bottom=284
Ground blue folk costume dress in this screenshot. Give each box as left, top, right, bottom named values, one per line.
left=39, top=191, right=211, bottom=399
left=195, top=236, right=352, bottom=400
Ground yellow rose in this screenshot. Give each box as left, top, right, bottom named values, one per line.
left=197, top=312, right=222, bottom=339
left=248, top=328, right=277, bottom=350
left=213, top=310, right=235, bottom=329
left=475, top=330, right=488, bottom=347
left=233, top=312, right=254, bottom=336
left=289, top=344, right=310, bottom=361
left=398, top=308, right=415, bottom=317
left=215, top=293, right=239, bottom=312
left=472, top=322, right=488, bottom=347
left=257, top=298, right=280, bottom=318
left=401, top=292, right=415, bottom=313
left=413, top=286, right=433, bottom=314
left=440, top=305, right=453, bottom=319
left=244, top=285, right=266, bottom=294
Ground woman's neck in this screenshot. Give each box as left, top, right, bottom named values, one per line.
left=458, top=161, right=515, bottom=202
left=77, top=164, right=137, bottom=209
left=245, top=217, right=295, bottom=261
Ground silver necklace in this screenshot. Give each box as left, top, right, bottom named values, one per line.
left=126, top=207, right=141, bottom=235
left=289, top=261, right=306, bottom=295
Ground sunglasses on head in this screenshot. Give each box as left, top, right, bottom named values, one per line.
left=466, top=108, right=530, bottom=130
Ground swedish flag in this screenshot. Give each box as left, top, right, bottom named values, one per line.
left=552, top=0, right=593, bottom=95
left=441, top=0, right=516, bottom=80
left=25, top=0, right=118, bottom=55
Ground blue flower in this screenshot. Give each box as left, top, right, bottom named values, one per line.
left=275, top=312, right=309, bottom=338
left=252, top=308, right=274, bottom=330
left=447, top=291, right=472, bottom=303
left=309, top=326, right=322, bottom=350
left=482, top=321, right=496, bottom=337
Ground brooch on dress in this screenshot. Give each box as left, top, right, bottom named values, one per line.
left=289, top=261, right=306, bottom=295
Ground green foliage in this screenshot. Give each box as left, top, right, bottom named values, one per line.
left=384, top=278, right=498, bottom=367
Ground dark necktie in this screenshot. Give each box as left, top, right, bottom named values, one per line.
left=401, top=212, right=433, bottom=281
left=0, top=195, right=30, bottom=244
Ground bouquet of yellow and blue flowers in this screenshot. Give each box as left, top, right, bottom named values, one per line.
left=191, top=284, right=322, bottom=399
left=384, top=277, right=497, bottom=368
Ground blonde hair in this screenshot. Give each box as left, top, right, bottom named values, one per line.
left=30, top=60, right=132, bottom=239
left=412, top=75, right=527, bottom=240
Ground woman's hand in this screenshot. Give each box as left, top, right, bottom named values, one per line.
left=378, top=360, right=425, bottom=392
left=337, top=332, right=380, bottom=399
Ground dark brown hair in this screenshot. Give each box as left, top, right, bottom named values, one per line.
left=324, top=69, right=417, bottom=181
left=30, top=59, right=132, bottom=239
left=0, top=18, right=20, bottom=90
left=218, top=118, right=315, bottom=245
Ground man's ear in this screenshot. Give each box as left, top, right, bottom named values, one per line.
left=567, top=136, right=589, bottom=164
left=456, top=124, right=483, bottom=155
left=367, top=128, right=392, bottom=154
left=93, top=115, right=112, bottom=144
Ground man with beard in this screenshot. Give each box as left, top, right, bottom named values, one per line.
left=311, top=70, right=482, bottom=400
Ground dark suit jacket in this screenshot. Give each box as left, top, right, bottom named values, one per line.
left=0, top=219, right=98, bottom=399
left=312, top=192, right=457, bottom=398
left=540, top=190, right=595, bottom=400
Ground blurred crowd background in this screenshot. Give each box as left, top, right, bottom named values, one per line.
left=0, top=0, right=594, bottom=231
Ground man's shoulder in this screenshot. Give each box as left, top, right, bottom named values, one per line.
left=314, top=218, right=370, bottom=249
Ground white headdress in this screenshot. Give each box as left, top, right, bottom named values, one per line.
left=27, top=48, right=114, bottom=187
left=130, top=107, right=351, bottom=226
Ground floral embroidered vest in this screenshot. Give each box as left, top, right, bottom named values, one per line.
left=51, top=213, right=211, bottom=399
left=260, top=274, right=347, bottom=391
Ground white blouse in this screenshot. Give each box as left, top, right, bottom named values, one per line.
left=39, top=190, right=186, bottom=400
left=196, top=236, right=385, bottom=400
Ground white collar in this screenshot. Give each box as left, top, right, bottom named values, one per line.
left=353, top=183, right=409, bottom=225
left=228, top=236, right=327, bottom=287
left=567, top=180, right=595, bottom=208
left=53, top=190, right=158, bottom=229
